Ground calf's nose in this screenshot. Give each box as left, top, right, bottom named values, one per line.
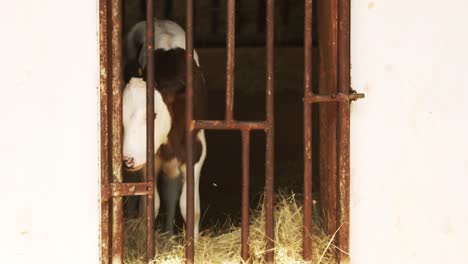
left=123, top=156, right=134, bottom=169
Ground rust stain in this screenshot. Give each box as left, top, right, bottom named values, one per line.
left=185, top=0, right=196, bottom=262
left=225, top=0, right=236, bottom=121
left=194, top=120, right=267, bottom=130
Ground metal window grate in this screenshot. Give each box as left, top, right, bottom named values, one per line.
left=99, top=0, right=364, bottom=263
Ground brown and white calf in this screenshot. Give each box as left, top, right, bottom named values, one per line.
left=122, top=19, right=207, bottom=238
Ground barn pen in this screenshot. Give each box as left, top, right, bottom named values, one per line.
left=99, top=0, right=363, bottom=263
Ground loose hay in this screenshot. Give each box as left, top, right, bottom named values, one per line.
left=124, top=193, right=339, bottom=264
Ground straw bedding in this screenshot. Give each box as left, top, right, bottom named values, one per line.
left=124, top=193, right=340, bottom=264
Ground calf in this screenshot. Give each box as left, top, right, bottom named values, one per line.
left=124, top=18, right=200, bottom=81
left=122, top=19, right=207, bottom=238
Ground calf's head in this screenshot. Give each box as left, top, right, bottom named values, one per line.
left=122, top=78, right=172, bottom=171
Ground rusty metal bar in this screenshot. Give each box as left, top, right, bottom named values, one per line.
left=99, top=0, right=111, bottom=263
left=303, top=0, right=313, bottom=260
left=337, top=0, right=351, bottom=261
left=304, top=92, right=364, bottom=103
left=193, top=120, right=267, bottom=131
left=264, top=0, right=275, bottom=262
left=101, top=183, right=154, bottom=202
left=110, top=0, right=124, bottom=262
left=317, top=0, right=339, bottom=238
left=225, top=0, right=235, bottom=121
left=145, top=0, right=156, bottom=261
left=185, top=0, right=195, bottom=262
left=241, top=130, right=251, bottom=262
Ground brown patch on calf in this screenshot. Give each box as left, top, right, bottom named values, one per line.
left=145, top=48, right=207, bottom=166
left=161, top=158, right=181, bottom=178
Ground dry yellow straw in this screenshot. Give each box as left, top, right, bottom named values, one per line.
left=123, top=192, right=340, bottom=264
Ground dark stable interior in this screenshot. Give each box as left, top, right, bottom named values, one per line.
left=122, top=0, right=320, bottom=231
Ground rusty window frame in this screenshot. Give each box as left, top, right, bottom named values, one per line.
left=100, top=0, right=156, bottom=263
left=99, top=0, right=364, bottom=263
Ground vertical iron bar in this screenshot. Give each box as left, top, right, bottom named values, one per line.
left=110, top=0, right=124, bottom=263
left=106, top=0, right=114, bottom=261
left=303, top=0, right=313, bottom=260
left=225, top=0, right=236, bottom=121
left=317, top=0, right=338, bottom=237
left=241, top=130, right=251, bottom=262
left=337, top=0, right=351, bottom=261
left=185, top=0, right=195, bottom=262
left=99, top=0, right=111, bottom=263
left=145, top=0, right=156, bottom=261
left=265, top=0, right=275, bottom=262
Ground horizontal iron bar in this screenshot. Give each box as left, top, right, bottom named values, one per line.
left=304, top=92, right=365, bottom=103
left=102, top=182, right=154, bottom=201
left=193, top=120, right=268, bottom=130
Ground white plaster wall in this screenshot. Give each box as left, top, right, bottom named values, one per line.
left=0, top=1, right=100, bottom=263
left=350, top=0, right=468, bottom=263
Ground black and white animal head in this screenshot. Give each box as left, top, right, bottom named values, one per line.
left=122, top=18, right=205, bottom=170
left=122, top=78, right=171, bottom=171
left=124, top=19, right=200, bottom=73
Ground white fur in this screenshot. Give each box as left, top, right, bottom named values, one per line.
left=179, top=129, right=207, bottom=239
left=123, top=78, right=207, bottom=239
left=122, top=77, right=171, bottom=167
left=125, top=19, right=200, bottom=68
